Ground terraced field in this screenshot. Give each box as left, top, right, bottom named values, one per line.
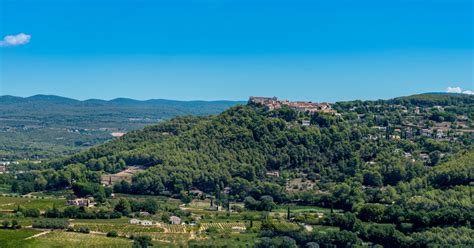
left=161, top=223, right=191, bottom=233
left=199, top=222, right=247, bottom=232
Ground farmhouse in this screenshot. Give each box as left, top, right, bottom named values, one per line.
left=140, top=220, right=153, bottom=226
left=67, top=198, right=90, bottom=207
left=189, top=188, right=204, bottom=197
left=169, top=216, right=181, bottom=225
left=129, top=219, right=153, bottom=225
left=266, top=171, right=280, bottom=177
left=129, top=219, right=141, bottom=224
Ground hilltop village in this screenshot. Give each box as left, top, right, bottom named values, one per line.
left=249, top=96, right=336, bottom=114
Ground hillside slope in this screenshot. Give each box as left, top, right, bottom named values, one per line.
left=0, top=95, right=243, bottom=160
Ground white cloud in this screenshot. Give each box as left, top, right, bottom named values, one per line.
left=0, top=33, right=31, bottom=47
left=447, top=87, right=462, bottom=93
left=446, top=86, right=474, bottom=95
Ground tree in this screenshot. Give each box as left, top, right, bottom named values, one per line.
left=143, top=199, right=159, bottom=214
left=133, top=235, right=153, bottom=248
left=358, top=204, right=386, bottom=222
left=260, top=195, right=276, bottom=212
left=114, top=198, right=131, bottom=216
left=2, top=220, right=9, bottom=228
left=244, top=196, right=260, bottom=210
left=11, top=220, right=19, bottom=229
left=363, top=171, right=383, bottom=187
left=287, top=205, right=291, bottom=220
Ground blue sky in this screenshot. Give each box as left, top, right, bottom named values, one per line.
left=0, top=0, right=472, bottom=101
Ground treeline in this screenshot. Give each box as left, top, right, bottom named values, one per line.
left=258, top=215, right=474, bottom=248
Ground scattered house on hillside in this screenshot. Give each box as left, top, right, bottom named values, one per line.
left=129, top=219, right=141, bottom=224
left=390, top=135, right=401, bottom=140
left=139, top=211, right=151, bottom=217
left=189, top=188, right=204, bottom=198
left=206, top=205, right=223, bottom=211
left=140, top=220, right=153, bottom=226
left=222, top=187, right=231, bottom=195
left=435, top=130, right=444, bottom=139
left=433, top=106, right=444, bottom=112
left=414, top=107, right=420, bottom=114
left=170, top=216, right=181, bottom=225
left=372, top=126, right=387, bottom=132
left=129, top=219, right=153, bottom=226
left=266, top=171, right=280, bottom=177
left=421, top=129, right=432, bottom=137
left=0, top=166, right=6, bottom=174
left=302, top=120, right=310, bottom=127
left=67, top=198, right=91, bottom=207
left=419, top=153, right=430, bottom=161
left=111, top=132, right=126, bottom=137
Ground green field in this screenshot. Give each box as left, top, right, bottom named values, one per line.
left=73, top=223, right=164, bottom=235
left=188, top=232, right=258, bottom=247
left=0, top=195, right=66, bottom=211
left=274, top=205, right=339, bottom=214
left=0, top=228, right=42, bottom=248
left=25, top=231, right=133, bottom=248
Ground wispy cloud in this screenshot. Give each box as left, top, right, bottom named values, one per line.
left=0, top=33, right=31, bottom=47
left=447, top=86, right=474, bottom=95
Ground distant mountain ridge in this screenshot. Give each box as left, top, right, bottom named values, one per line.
left=0, top=94, right=245, bottom=106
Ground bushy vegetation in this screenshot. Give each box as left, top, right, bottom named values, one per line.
left=32, top=219, right=69, bottom=229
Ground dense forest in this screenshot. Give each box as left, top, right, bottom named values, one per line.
left=2, top=93, right=473, bottom=247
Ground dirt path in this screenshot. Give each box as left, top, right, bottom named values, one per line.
left=25, top=230, right=51, bottom=240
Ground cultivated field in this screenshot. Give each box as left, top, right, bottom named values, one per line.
left=0, top=195, right=66, bottom=211
left=25, top=231, right=132, bottom=248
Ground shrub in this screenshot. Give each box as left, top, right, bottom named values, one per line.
left=78, top=227, right=90, bottom=233
left=32, top=219, right=69, bottom=229
left=2, top=220, right=9, bottom=228
left=107, top=231, right=118, bottom=237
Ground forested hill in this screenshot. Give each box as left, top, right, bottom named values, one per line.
left=43, top=93, right=473, bottom=198
left=0, top=95, right=243, bottom=160
left=8, top=93, right=474, bottom=247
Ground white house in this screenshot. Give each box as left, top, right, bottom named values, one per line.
left=129, top=219, right=140, bottom=224
left=129, top=218, right=153, bottom=225
left=140, top=220, right=153, bottom=226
